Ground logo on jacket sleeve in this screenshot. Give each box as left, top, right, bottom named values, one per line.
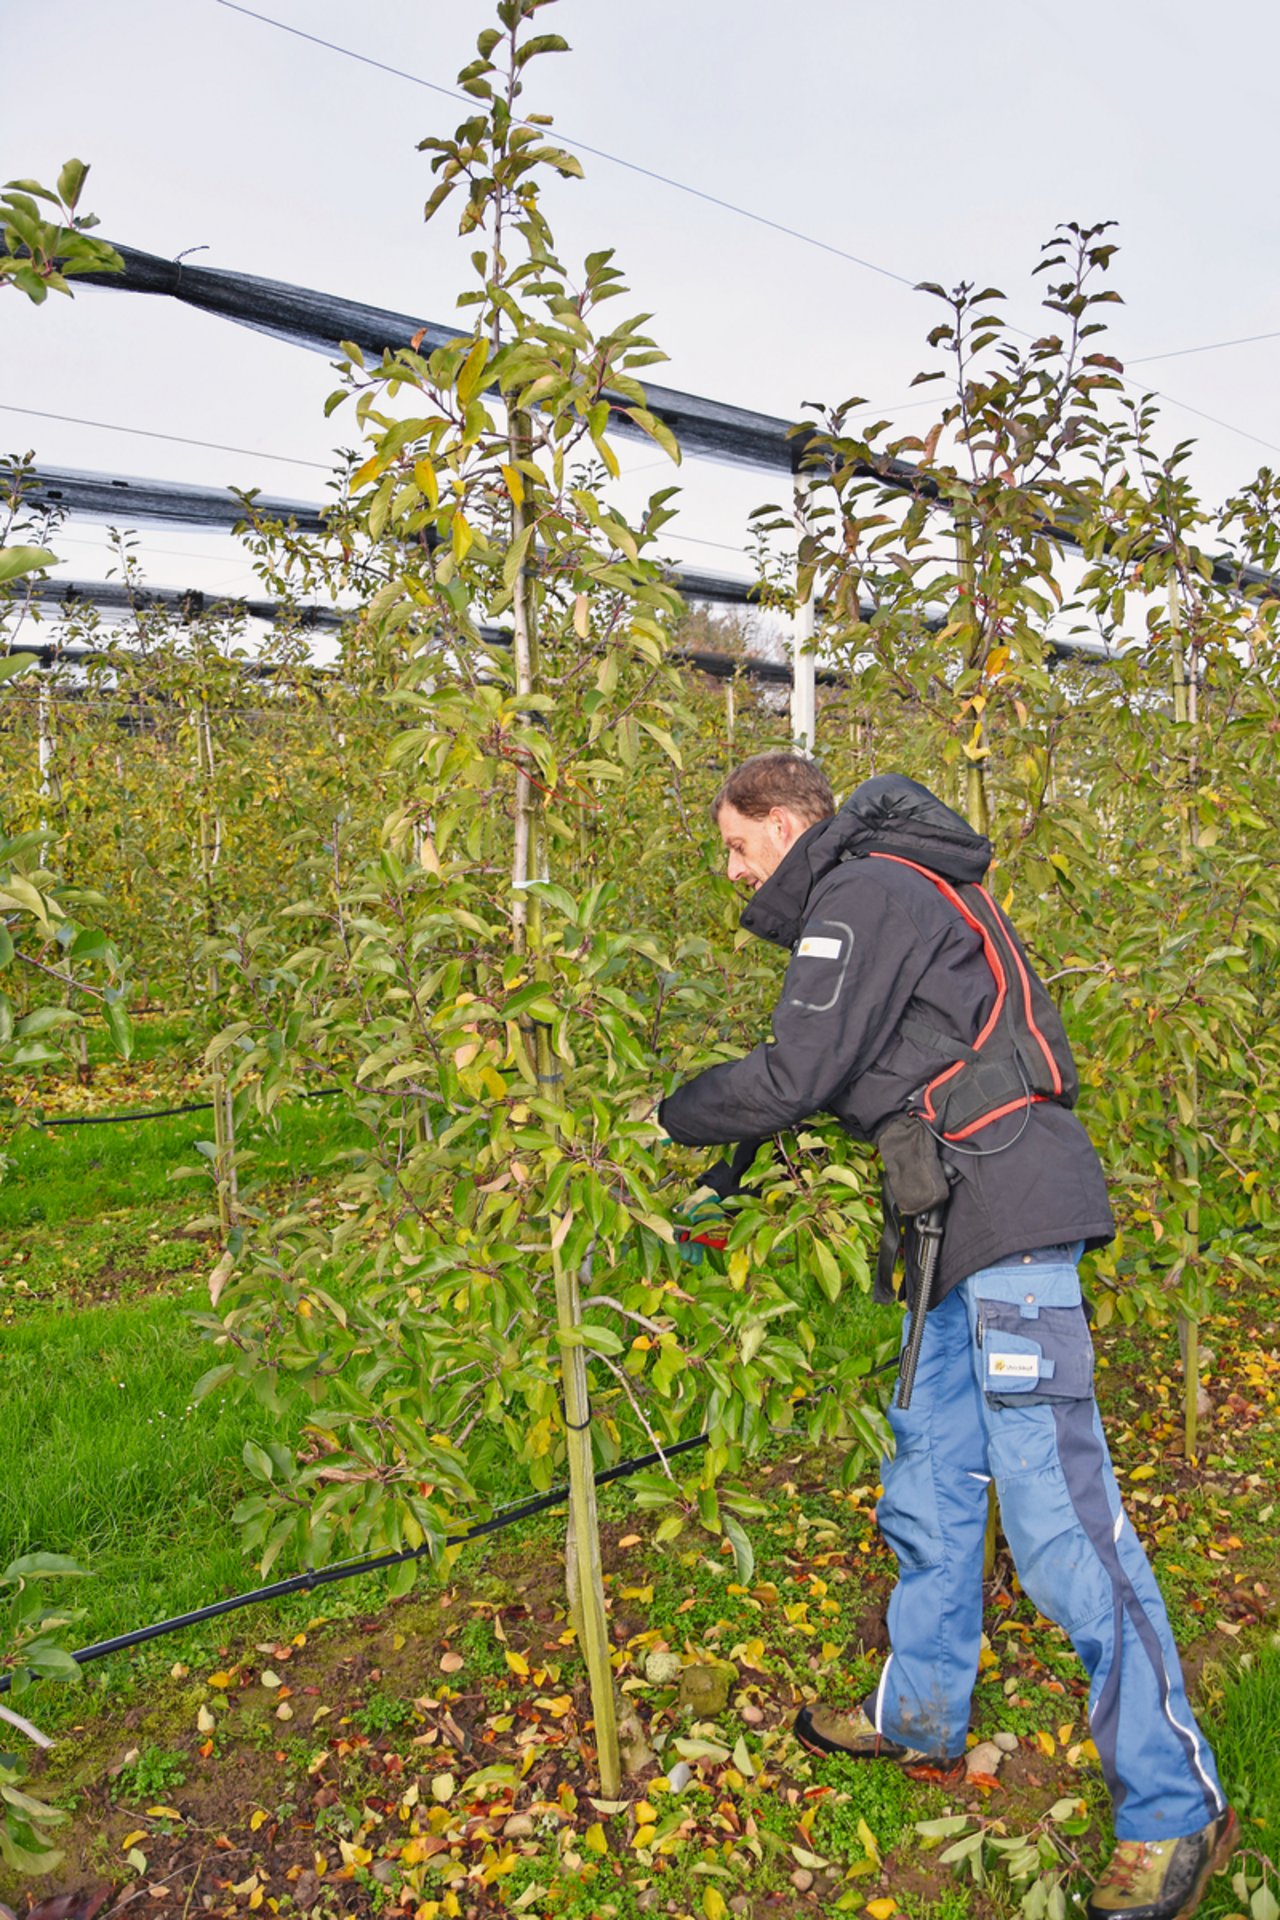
left=797, top=935, right=843, bottom=959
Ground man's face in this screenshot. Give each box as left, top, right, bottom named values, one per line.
left=717, top=802, right=806, bottom=892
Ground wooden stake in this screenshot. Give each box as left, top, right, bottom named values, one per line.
left=506, top=405, right=621, bottom=1793
left=554, top=1246, right=621, bottom=1799
left=1168, top=579, right=1202, bottom=1460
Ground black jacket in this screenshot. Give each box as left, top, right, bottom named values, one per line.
left=659, top=775, right=1114, bottom=1299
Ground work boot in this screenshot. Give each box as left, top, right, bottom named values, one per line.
left=1086, top=1808, right=1239, bottom=1920
left=793, top=1703, right=965, bottom=1782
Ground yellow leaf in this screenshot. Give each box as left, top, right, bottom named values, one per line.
left=1035, top=1729, right=1056, bottom=1758
left=866, top=1901, right=898, bottom=1920
left=413, top=459, right=439, bottom=509
left=501, top=463, right=525, bottom=507
left=1057, top=1722, right=1075, bottom=1747
left=350, top=453, right=384, bottom=492
left=146, top=1805, right=183, bottom=1821
left=250, top=1809, right=268, bottom=1832
left=338, top=1840, right=372, bottom=1869
left=432, top=1772, right=456, bottom=1803
left=207, top=1670, right=235, bottom=1689
left=584, top=1823, right=608, bottom=1856
left=857, top=1818, right=880, bottom=1865
left=703, top=1889, right=728, bottom=1920
left=196, top=1705, right=216, bottom=1733
left=505, top=1649, right=530, bottom=1679
left=1130, top=1464, right=1157, bottom=1481
left=633, top=1823, right=656, bottom=1850
left=451, top=511, right=473, bottom=563
left=121, top=1830, right=148, bottom=1851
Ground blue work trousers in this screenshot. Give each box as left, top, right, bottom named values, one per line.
left=870, top=1253, right=1225, bottom=1840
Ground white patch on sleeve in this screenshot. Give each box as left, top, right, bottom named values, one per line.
left=787, top=920, right=856, bottom=1012
left=987, top=1350, right=1040, bottom=1381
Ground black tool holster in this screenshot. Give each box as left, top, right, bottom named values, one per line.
left=874, top=1113, right=955, bottom=1410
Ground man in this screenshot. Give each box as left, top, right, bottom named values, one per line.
left=659, top=751, right=1234, bottom=1920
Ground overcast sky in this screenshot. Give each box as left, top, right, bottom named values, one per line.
left=4, top=0, right=1279, bottom=622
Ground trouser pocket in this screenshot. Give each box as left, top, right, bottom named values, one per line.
left=974, top=1272, right=1095, bottom=1405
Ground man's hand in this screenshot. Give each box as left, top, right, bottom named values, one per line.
left=673, top=1186, right=730, bottom=1264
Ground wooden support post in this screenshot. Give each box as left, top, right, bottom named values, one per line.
left=1168, top=578, right=1202, bottom=1460
left=194, top=696, right=237, bottom=1237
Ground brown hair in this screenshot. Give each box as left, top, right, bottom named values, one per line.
left=712, top=752, right=836, bottom=826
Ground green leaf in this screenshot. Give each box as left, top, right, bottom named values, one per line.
left=917, top=1816, right=975, bottom=1841
left=56, top=157, right=88, bottom=209
left=193, top=1363, right=236, bottom=1401
left=722, top=1513, right=754, bottom=1583
left=577, top=1324, right=625, bottom=1356
left=103, top=997, right=133, bottom=1060
left=0, top=1825, right=63, bottom=1874
left=243, top=1441, right=275, bottom=1482
left=0, top=546, right=57, bottom=586
left=68, top=927, right=112, bottom=963
left=3, top=1552, right=88, bottom=1581
left=513, top=32, right=570, bottom=66
left=14, top=1006, right=78, bottom=1038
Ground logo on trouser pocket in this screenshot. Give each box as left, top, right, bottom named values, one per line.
left=986, top=1348, right=1041, bottom=1388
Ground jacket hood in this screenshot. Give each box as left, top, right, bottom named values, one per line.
left=740, top=773, right=992, bottom=950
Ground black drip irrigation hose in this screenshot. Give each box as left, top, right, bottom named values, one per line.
left=0, top=1432, right=714, bottom=1696
left=21, top=1087, right=344, bottom=1129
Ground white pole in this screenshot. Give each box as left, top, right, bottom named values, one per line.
left=37, top=680, right=57, bottom=834
left=791, top=482, right=816, bottom=754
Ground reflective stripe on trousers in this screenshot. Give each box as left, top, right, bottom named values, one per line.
left=869, top=1261, right=1225, bottom=1840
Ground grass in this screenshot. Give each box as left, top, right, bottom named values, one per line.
left=0, top=1058, right=377, bottom=1664
left=0, top=1094, right=365, bottom=1241
left=1, top=1289, right=298, bottom=1643
left=1204, top=1640, right=1280, bottom=1864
